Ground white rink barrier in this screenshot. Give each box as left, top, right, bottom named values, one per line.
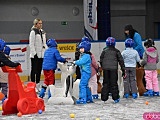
left=7, top=41, right=160, bottom=81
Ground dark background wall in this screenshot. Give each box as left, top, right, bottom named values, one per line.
left=0, top=0, right=84, bottom=42
left=110, top=0, right=146, bottom=39
left=0, top=0, right=159, bottom=42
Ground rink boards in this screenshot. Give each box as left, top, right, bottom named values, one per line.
left=6, top=40, right=160, bottom=81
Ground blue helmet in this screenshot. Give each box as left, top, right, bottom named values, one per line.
left=86, top=41, right=91, bottom=51
left=0, top=39, right=6, bottom=51
left=4, top=46, right=11, bottom=55
left=47, top=38, right=57, bottom=47
left=125, top=38, right=134, bottom=48
left=81, top=36, right=91, bottom=42
left=78, top=41, right=91, bottom=52
left=106, top=37, right=116, bottom=46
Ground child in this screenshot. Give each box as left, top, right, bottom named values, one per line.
left=75, top=42, right=81, bottom=80
left=121, top=38, right=140, bottom=99
left=79, top=37, right=99, bottom=99
left=74, top=36, right=91, bottom=81
left=39, top=38, right=66, bottom=99
left=0, top=40, right=20, bottom=102
left=0, top=46, right=11, bottom=103
left=140, top=38, right=159, bottom=96
left=73, top=41, right=93, bottom=104
left=89, top=51, right=99, bottom=99
left=100, top=37, right=125, bottom=103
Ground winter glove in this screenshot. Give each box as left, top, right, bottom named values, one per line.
left=16, top=63, right=21, bottom=66
left=63, top=59, right=68, bottom=64
left=122, top=70, right=126, bottom=79
left=63, top=61, right=68, bottom=64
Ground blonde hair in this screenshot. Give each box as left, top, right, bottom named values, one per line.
left=33, top=18, right=42, bottom=26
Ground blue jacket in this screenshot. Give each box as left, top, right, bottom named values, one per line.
left=132, top=32, right=144, bottom=59
left=75, top=53, right=91, bottom=74
left=42, top=47, right=66, bottom=70
left=121, top=48, right=140, bottom=67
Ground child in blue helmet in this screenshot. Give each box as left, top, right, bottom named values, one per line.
left=75, top=36, right=99, bottom=99
left=0, top=46, right=11, bottom=103
left=100, top=37, right=125, bottom=103
left=39, top=38, right=67, bottom=99
left=73, top=40, right=93, bottom=104
left=124, top=24, right=146, bottom=90
left=75, top=36, right=91, bottom=81
left=121, top=38, right=140, bottom=99
left=0, top=40, right=20, bottom=103
left=0, top=40, right=20, bottom=68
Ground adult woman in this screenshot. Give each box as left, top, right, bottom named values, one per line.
left=29, top=18, right=47, bottom=92
left=124, top=24, right=144, bottom=59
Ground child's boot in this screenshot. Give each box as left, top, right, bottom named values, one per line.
left=124, top=93, right=129, bottom=98
left=114, top=98, right=120, bottom=103
left=153, top=91, right=159, bottom=96
left=76, top=98, right=87, bottom=104
left=87, top=96, right=93, bottom=103
left=48, top=89, right=51, bottom=99
left=143, top=89, right=153, bottom=97
left=39, top=88, right=46, bottom=98
left=92, top=94, right=98, bottom=99
left=132, top=93, right=138, bottom=99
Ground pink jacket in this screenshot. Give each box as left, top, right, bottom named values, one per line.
left=141, top=47, right=159, bottom=70
left=91, top=54, right=98, bottom=77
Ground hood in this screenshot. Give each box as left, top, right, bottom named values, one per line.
left=146, top=47, right=157, bottom=58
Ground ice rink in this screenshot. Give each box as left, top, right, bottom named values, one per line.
left=0, top=79, right=160, bottom=120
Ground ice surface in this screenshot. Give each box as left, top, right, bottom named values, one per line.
left=0, top=79, right=160, bottom=120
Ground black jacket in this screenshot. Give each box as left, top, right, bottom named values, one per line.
left=0, top=51, right=19, bottom=67
left=100, top=46, right=125, bottom=71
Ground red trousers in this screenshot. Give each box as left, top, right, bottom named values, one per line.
left=43, top=70, right=55, bottom=86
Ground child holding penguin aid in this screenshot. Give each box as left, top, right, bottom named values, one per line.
left=73, top=40, right=93, bottom=104
left=0, top=46, right=12, bottom=103
left=75, top=36, right=99, bottom=99
left=0, top=39, right=20, bottom=102
left=39, top=38, right=67, bottom=99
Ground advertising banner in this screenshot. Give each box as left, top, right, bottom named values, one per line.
left=83, top=0, right=98, bottom=40
left=8, top=44, right=28, bottom=71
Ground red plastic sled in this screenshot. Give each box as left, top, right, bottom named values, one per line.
left=1, top=65, right=45, bottom=115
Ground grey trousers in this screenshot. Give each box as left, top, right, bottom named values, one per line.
left=0, top=83, right=8, bottom=97
left=123, top=67, right=138, bottom=94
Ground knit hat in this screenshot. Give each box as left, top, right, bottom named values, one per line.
left=124, top=24, right=133, bottom=31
